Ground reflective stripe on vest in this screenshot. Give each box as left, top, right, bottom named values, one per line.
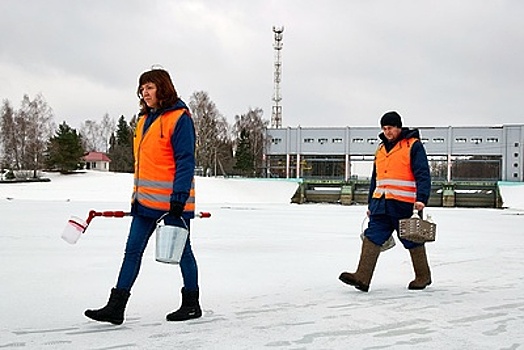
left=133, top=179, right=196, bottom=211
left=372, top=138, right=417, bottom=203
left=132, top=109, right=195, bottom=213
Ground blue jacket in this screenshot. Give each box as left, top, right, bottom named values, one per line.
left=368, top=128, right=431, bottom=218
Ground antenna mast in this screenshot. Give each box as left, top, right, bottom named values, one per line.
left=271, top=26, right=284, bottom=128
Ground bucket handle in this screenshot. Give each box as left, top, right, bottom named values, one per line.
left=156, top=211, right=211, bottom=226
left=156, top=212, right=189, bottom=231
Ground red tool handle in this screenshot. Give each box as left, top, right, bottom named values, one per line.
left=101, top=211, right=128, bottom=218
left=86, top=210, right=130, bottom=224
left=86, top=210, right=210, bottom=224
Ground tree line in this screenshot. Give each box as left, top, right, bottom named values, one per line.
left=0, top=91, right=268, bottom=178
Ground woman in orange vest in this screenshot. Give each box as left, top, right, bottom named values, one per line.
left=85, top=68, right=201, bottom=324
left=339, top=111, right=432, bottom=292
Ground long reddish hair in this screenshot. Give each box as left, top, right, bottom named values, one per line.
left=137, top=68, right=178, bottom=115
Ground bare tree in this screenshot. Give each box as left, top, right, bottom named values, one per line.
left=26, top=94, right=55, bottom=177
left=80, top=114, right=116, bottom=153
left=0, top=99, right=16, bottom=169
left=100, top=113, right=116, bottom=153
left=233, top=107, right=269, bottom=176
left=13, top=95, right=30, bottom=170
left=80, top=120, right=102, bottom=152
left=189, top=91, right=233, bottom=176
left=1, top=94, right=54, bottom=176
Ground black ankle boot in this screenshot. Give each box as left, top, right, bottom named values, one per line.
left=166, top=288, right=202, bottom=322
left=85, top=288, right=130, bottom=325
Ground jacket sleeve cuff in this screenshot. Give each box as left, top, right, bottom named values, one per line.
left=416, top=195, right=428, bottom=204
left=170, top=192, right=189, bottom=204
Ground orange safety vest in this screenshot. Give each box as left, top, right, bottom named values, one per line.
left=132, top=109, right=195, bottom=213
left=372, top=138, right=417, bottom=203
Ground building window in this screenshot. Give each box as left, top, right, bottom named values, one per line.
left=514, top=173, right=519, bottom=178
left=433, top=138, right=444, bottom=143
left=332, top=138, right=343, bottom=143
left=455, top=138, right=467, bottom=143
left=515, top=153, right=519, bottom=158
left=514, top=163, right=519, bottom=168
left=487, top=137, right=498, bottom=143
left=304, top=138, right=314, bottom=143
left=515, top=143, right=520, bottom=147
left=272, top=138, right=282, bottom=144
left=352, top=138, right=364, bottom=143
left=318, top=138, right=328, bottom=144
left=367, top=138, right=378, bottom=144
left=471, top=138, right=482, bottom=144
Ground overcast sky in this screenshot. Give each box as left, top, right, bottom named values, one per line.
left=1, top=0, right=523, bottom=130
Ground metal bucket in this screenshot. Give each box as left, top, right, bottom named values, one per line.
left=360, top=216, right=395, bottom=252
left=155, top=215, right=188, bottom=264
left=61, top=216, right=87, bottom=244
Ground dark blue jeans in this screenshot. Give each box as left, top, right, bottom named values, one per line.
left=116, top=214, right=199, bottom=292
left=364, top=214, right=421, bottom=249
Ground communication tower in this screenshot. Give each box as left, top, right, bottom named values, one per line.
left=271, top=26, right=284, bottom=128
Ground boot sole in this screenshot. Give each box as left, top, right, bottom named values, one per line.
left=408, top=280, right=432, bottom=290
left=166, top=312, right=202, bottom=322
left=338, top=274, right=369, bottom=292
left=84, top=311, right=124, bottom=325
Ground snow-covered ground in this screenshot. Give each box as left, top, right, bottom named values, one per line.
left=1, top=172, right=523, bottom=349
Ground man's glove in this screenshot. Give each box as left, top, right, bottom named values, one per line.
left=169, top=201, right=185, bottom=217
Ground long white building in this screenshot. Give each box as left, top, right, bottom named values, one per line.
left=265, top=124, right=524, bottom=182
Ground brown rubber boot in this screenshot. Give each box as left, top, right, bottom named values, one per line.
left=408, top=245, right=432, bottom=290
left=339, top=238, right=381, bottom=292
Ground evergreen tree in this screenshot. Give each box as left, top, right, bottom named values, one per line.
left=233, top=108, right=268, bottom=177
left=46, top=122, right=84, bottom=173
left=233, top=129, right=254, bottom=176
left=115, top=115, right=132, bottom=147
left=108, top=115, right=134, bottom=172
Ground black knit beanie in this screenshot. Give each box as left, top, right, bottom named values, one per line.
left=380, top=111, right=402, bottom=128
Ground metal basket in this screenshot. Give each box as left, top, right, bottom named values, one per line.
left=399, top=211, right=436, bottom=244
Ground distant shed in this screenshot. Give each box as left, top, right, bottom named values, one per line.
left=83, top=152, right=111, bottom=171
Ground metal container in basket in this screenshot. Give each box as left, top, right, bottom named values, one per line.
left=399, top=210, right=436, bottom=244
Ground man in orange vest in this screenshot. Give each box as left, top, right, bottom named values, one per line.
left=85, top=68, right=201, bottom=324
left=339, top=111, right=432, bottom=292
